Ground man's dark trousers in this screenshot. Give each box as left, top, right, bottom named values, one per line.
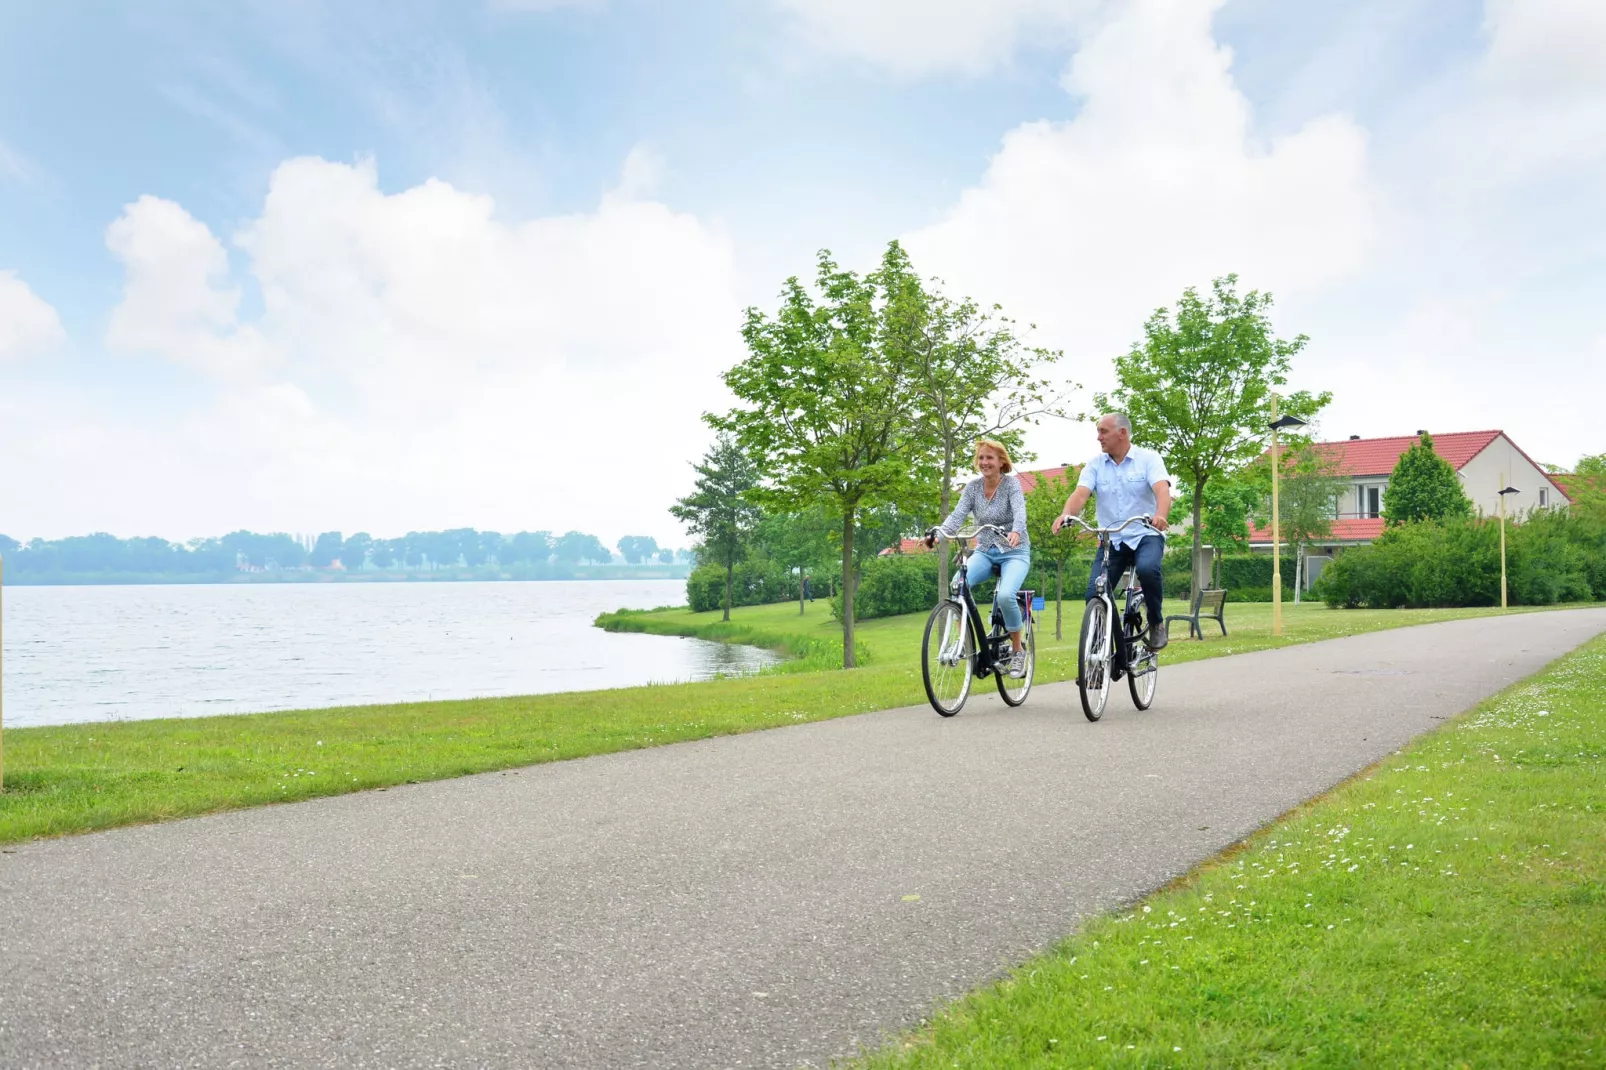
left=1087, top=534, right=1165, bottom=641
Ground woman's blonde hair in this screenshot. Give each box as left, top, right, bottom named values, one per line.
left=974, top=438, right=1013, bottom=474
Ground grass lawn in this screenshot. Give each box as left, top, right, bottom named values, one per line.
left=0, top=596, right=1587, bottom=845
left=850, top=632, right=1606, bottom=1069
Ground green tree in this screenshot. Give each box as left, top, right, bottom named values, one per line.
left=878, top=240, right=1069, bottom=595
left=754, top=507, right=835, bottom=615
left=1275, top=446, right=1347, bottom=602
left=1383, top=433, right=1473, bottom=526
left=1566, top=453, right=1606, bottom=518
left=616, top=535, right=660, bottom=565
left=1094, top=275, right=1329, bottom=603
left=309, top=531, right=343, bottom=568
left=553, top=531, right=611, bottom=565
left=341, top=532, right=373, bottom=572
left=710, top=248, right=926, bottom=663
left=670, top=433, right=761, bottom=621
left=1024, top=468, right=1092, bottom=639
left=369, top=538, right=397, bottom=570
left=507, top=531, right=552, bottom=566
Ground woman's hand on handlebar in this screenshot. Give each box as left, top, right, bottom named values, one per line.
left=1006, top=531, right=1021, bottom=548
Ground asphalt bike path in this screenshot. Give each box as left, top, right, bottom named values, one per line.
left=3, top=608, right=1603, bottom=1068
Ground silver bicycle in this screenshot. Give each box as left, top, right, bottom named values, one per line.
left=919, top=524, right=1037, bottom=717
left=1060, top=515, right=1161, bottom=721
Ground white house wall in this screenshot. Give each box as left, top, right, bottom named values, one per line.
left=1456, top=435, right=1568, bottom=517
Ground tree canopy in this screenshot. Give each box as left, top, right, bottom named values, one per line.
left=1094, top=274, right=1329, bottom=600
left=1383, top=434, right=1473, bottom=526
left=670, top=433, right=761, bottom=621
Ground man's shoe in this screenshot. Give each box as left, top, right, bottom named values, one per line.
left=1148, top=622, right=1169, bottom=651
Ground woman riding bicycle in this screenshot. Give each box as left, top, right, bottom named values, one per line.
left=924, top=439, right=1031, bottom=678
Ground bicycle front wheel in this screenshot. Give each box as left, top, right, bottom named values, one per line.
left=922, top=601, right=973, bottom=717
left=1078, top=599, right=1111, bottom=721
left=996, top=614, right=1034, bottom=707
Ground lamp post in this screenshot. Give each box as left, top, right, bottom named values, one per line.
left=1, top=550, right=5, bottom=792
left=1268, top=398, right=1307, bottom=638
left=1497, top=479, right=1520, bottom=609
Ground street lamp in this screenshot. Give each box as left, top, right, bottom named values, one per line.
left=1497, top=480, right=1520, bottom=609
left=1268, top=400, right=1306, bottom=638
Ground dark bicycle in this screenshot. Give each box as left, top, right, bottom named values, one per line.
left=1061, top=515, right=1159, bottom=721
left=919, top=524, right=1036, bottom=717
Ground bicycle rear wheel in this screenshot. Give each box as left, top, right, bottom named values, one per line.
left=1128, top=634, right=1157, bottom=709
left=1078, top=599, right=1111, bottom=721
left=922, top=601, right=973, bottom=717
left=996, top=615, right=1035, bottom=707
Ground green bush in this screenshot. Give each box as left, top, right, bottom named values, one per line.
left=1316, top=512, right=1604, bottom=609
left=830, top=553, right=941, bottom=621
left=686, top=559, right=800, bottom=612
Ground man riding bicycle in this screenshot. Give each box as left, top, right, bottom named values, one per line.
left=1052, top=412, right=1172, bottom=652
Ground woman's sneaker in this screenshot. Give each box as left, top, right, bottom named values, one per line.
left=1008, top=647, right=1029, bottom=677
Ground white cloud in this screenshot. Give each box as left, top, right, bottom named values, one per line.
left=76, top=153, right=742, bottom=544
left=0, top=138, right=39, bottom=183
left=0, top=270, right=66, bottom=360
left=902, top=0, right=1375, bottom=465
left=775, top=0, right=1101, bottom=77
left=1482, top=0, right=1606, bottom=95
left=105, top=195, right=273, bottom=380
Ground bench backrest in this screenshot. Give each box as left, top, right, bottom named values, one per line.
left=1199, top=588, right=1228, bottom=612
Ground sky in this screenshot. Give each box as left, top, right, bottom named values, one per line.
left=1, top=0, right=1602, bottom=548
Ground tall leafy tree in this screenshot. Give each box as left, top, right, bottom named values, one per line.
left=670, top=433, right=761, bottom=621
left=553, top=531, right=611, bottom=565
left=877, top=241, right=1070, bottom=593
left=309, top=531, right=344, bottom=568
left=1383, top=433, right=1473, bottom=526
left=709, top=248, right=927, bottom=664
left=1094, top=274, right=1330, bottom=602
left=341, top=532, right=373, bottom=571
left=1273, top=446, right=1348, bottom=602
left=754, top=507, right=835, bottom=615
left=616, top=535, right=660, bottom=565
left=507, top=530, right=552, bottom=566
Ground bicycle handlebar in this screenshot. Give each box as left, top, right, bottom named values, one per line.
left=926, top=523, right=1012, bottom=543
left=1058, top=514, right=1154, bottom=536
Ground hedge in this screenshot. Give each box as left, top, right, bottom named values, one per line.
left=1315, top=510, right=1606, bottom=609
left=686, top=560, right=838, bottom=613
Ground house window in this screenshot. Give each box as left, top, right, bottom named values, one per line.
left=1358, top=485, right=1382, bottom=519
left=1539, top=488, right=1548, bottom=507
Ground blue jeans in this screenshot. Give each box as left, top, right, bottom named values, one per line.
left=1087, top=534, right=1165, bottom=631
left=968, top=546, right=1031, bottom=633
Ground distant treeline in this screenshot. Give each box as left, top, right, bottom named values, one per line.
left=0, top=529, right=690, bottom=582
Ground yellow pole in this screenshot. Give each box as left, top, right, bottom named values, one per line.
left=1, top=551, right=5, bottom=792
left=1270, top=395, right=1284, bottom=637
left=1499, top=473, right=1508, bottom=610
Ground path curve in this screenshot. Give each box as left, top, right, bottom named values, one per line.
left=3, top=608, right=1603, bottom=1068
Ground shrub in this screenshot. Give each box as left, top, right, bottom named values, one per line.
left=1315, top=511, right=1603, bottom=609
left=830, top=553, right=941, bottom=621
left=686, top=559, right=799, bottom=612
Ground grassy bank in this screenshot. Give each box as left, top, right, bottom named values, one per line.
left=852, top=633, right=1606, bottom=1069
left=0, top=599, right=1578, bottom=845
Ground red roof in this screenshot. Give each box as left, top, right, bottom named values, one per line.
left=1312, top=430, right=1501, bottom=477
left=1551, top=473, right=1599, bottom=502
left=1014, top=464, right=1080, bottom=495
left=1249, top=517, right=1384, bottom=545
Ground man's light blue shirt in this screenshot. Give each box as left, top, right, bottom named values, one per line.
left=1077, top=445, right=1171, bottom=550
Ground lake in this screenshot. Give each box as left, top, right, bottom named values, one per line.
left=0, top=580, right=777, bottom=728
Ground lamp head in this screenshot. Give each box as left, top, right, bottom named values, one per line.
left=1269, top=414, right=1306, bottom=432
left=1497, top=486, right=1520, bottom=496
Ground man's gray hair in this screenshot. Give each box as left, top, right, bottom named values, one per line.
left=1103, top=412, right=1132, bottom=434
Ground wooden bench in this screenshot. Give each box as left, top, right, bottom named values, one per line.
left=1164, top=588, right=1229, bottom=640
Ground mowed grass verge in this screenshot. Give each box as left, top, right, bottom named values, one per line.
left=850, top=632, right=1606, bottom=1069
left=0, top=598, right=1581, bottom=846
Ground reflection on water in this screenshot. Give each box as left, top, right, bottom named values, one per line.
left=1, top=580, right=779, bottom=727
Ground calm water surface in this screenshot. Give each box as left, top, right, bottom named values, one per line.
left=1, top=580, right=777, bottom=727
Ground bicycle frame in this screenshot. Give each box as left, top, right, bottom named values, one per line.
left=1068, top=516, right=1159, bottom=680
left=931, top=526, right=1031, bottom=679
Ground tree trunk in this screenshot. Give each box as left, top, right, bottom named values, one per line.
left=798, top=568, right=805, bottom=615
left=723, top=555, right=733, bottom=622
left=1191, top=475, right=1205, bottom=606
left=1294, top=545, right=1303, bottom=605
left=1055, top=560, right=1064, bottom=640
left=841, top=510, right=857, bottom=669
